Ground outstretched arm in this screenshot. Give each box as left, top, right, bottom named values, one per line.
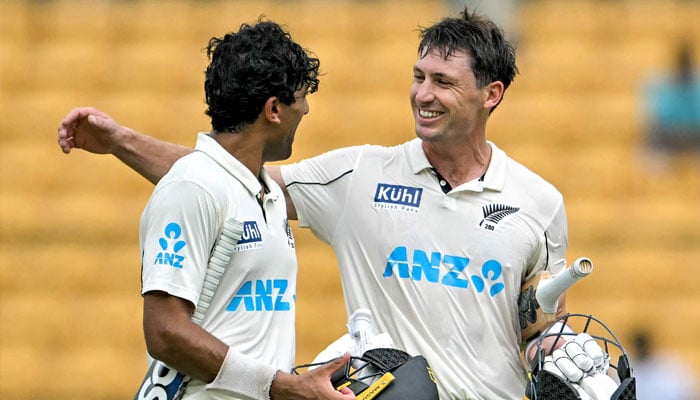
left=57, top=107, right=193, bottom=184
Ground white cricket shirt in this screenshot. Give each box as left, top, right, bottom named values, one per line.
left=281, top=138, right=568, bottom=399
left=140, top=133, right=297, bottom=398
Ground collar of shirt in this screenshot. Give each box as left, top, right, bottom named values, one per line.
left=407, top=138, right=507, bottom=193
left=194, top=132, right=278, bottom=201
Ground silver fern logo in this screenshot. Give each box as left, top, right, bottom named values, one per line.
left=480, top=204, right=520, bottom=230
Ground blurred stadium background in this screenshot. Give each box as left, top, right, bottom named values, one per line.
left=1, top=0, right=699, bottom=398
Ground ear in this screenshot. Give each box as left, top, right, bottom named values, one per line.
left=483, top=81, right=505, bottom=111
left=264, top=96, right=282, bottom=124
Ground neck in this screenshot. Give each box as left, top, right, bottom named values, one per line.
left=422, top=138, right=492, bottom=188
left=210, top=130, right=265, bottom=178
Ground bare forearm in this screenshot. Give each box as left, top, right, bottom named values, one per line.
left=151, top=321, right=228, bottom=382
left=58, top=107, right=194, bottom=184
left=144, top=293, right=227, bottom=382
left=116, top=126, right=194, bottom=184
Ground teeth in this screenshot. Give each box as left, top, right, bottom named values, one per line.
left=419, top=110, right=441, bottom=118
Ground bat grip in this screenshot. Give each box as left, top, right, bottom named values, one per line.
left=536, top=257, right=593, bottom=315
left=348, top=308, right=373, bottom=357
left=192, top=219, right=243, bottom=324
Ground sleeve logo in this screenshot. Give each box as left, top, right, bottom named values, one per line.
left=154, top=222, right=187, bottom=268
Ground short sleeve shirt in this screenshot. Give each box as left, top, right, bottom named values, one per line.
left=281, top=139, right=567, bottom=399
left=140, top=134, right=298, bottom=382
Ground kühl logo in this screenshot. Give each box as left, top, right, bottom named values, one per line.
left=238, top=221, right=262, bottom=244
left=373, top=183, right=423, bottom=212
left=154, top=222, right=186, bottom=268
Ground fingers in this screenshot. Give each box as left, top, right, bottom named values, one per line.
left=58, top=107, right=89, bottom=154
left=57, top=107, right=111, bottom=154
left=561, top=340, right=594, bottom=372
left=331, top=354, right=356, bottom=398
left=315, top=353, right=355, bottom=399
left=87, top=114, right=111, bottom=131
left=552, top=349, right=584, bottom=382
left=318, top=352, right=351, bottom=377
left=59, top=107, right=96, bottom=133
left=57, top=132, right=74, bottom=154
left=338, top=386, right=354, bottom=396
left=543, top=333, right=618, bottom=400
left=61, top=106, right=109, bottom=126
left=573, top=333, right=606, bottom=370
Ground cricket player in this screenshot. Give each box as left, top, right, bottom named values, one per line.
left=63, top=20, right=354, bottom=400
left=58, top=7, right=629, bottom=400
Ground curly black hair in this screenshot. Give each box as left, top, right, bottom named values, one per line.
left=204, top=20, right=320, bottom=133
left=418, top=7, right=518, bottom=110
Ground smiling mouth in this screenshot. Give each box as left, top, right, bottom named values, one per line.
left=419, top=109, right=443, bottom=119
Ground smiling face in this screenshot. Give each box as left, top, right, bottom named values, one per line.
left=410, top=48, right=492, bottom=145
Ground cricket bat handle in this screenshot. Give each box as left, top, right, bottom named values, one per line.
left=537, top=257, right=593, bottom=315
left=520, top=257, right=593, bottom=342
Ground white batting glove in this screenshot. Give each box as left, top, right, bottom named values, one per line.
left=543, top=333, right=620, bottom=400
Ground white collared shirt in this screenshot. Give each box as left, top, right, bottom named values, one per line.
left=140, top=133, right=297, bottom=397
left=282, top=138, right=568, bottom=399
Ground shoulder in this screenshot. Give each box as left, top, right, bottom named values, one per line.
left=323, top=141, right=412, bottom=169
left=162, top=152, right=220, bottom=186
left=157, top=152, right=243, bottom=203
left=282, top=143, right=400, bottom=184
left=311, top=143, right=398, bottom=162
left=501, top=151, right=563, bottom=206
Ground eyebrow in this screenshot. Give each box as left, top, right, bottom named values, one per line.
left=432, top=72, right=452, bottom=79
left=414, top=67, right=454, bottom=81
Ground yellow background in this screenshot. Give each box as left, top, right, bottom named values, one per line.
left=1, top=0, right=699, bottom=398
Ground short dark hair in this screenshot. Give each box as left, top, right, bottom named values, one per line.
left=418, top=7, right=518, bottom=105
left=204, top=20, right=320, bottom=133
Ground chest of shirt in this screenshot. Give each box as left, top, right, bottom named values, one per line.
left=337, top=168, right=541, bottom=263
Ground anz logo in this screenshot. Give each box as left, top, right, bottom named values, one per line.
left=373, top=183, right=423, bottom=213
left=226, top=279, right=293, bottom=312
left=154, top=222, right=187, bottom=268
left=383, top=246, right=505, bottom=297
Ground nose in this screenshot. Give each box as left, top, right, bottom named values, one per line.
left=412, top=81, right=434, bottom=105
left=302, top=98, right=310, bottom=115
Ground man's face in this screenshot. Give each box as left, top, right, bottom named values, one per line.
left=267, top=88, right=309, bottom=162
left=410, top=48, right=489, bottom=143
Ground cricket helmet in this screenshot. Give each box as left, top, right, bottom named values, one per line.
left=527, top=313, right=636, bottom=400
